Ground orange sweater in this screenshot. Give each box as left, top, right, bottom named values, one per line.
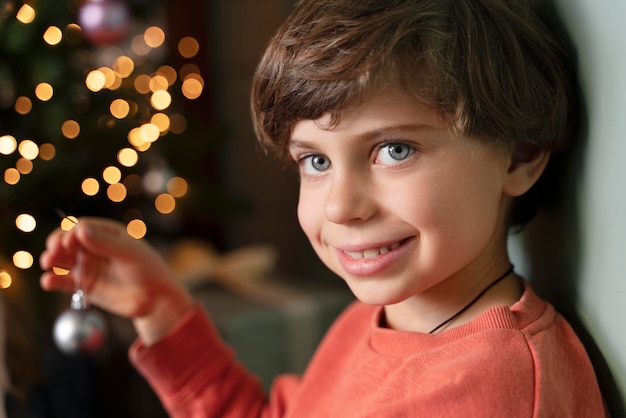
left=130, top=282, right=606, bottom=417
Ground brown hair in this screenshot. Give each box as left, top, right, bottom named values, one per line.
left=251, top=0, right=576, bottom=226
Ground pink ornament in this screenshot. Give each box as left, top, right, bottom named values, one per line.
left=78, top=0, right=130, bottom=45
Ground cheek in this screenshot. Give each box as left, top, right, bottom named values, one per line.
left=296, top=190, right=318, bottom=241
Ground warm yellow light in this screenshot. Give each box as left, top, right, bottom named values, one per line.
left=18, top=140, right=39, bottom=160
left=170, top=113, right=188, bottom=134
left=167, top=177, right=188, bottom=198
left=150, top=90, right=171, bottom=111
left=43, top=26, right=63, bottom=45
left=151, top=113, right=170, bottom=133
left=14, top=96, right=32, bottom=115
left=79, top=179, right=101, bottom=199
left=155, top=193, right=176, bottom=214
left=149, top=75, right=168, bottom=93
left=86, top=70, right=106, bottom=92
left=39, top=143, right=56, bottom=160
left=4, top=168, right=20, bottom=185
left=182, top=77, right=203, bottom=100
left=0, top=270, right=11, bottom=289
left=35, top=83, right=53, bottom=101
left=16, top=4, right=35, bottom=24
left=127, top=128, right=151, bottom=151
left=144, top=26, right=165, bottom=48
left=0, top=135, right=17, bottom=155
left=52, top=267, right=70, bottom=275
left=118, top=148, right=138, bottom=167
left=114, top=55, right=134, bottom=78
left=16, top=158, right=33, bottom=175
left=13, top=251, right=34, bottom=270
left=134, top=74, right=151, bottom=94
left=178, top=36, right=200, bottom=58
left=81, top=177, right=100, bottom=196
left=156, top=65, right=177, bottom=86
left=97, top=67, right=119, bottom=90
left=16, top=214, right=36, bottom=233
left=103, top=166, right=122, bottom=184
left=110, top=99, right=130, bottom=119
left=62, top=120, right=80, bottom=139
left=139, top=123, right=160, bottom=143
left=126, top=219, right=147, bottom=239
left=61, top=216, right=78, bottom=231
left=107, top=183, right=127, bottom=202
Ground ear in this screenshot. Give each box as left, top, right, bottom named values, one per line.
left=502, top=147, right=550, bottom=197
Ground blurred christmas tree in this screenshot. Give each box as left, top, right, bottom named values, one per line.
left=0, top=0, right=231, bottom=287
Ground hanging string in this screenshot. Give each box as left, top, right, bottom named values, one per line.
left=429, top=265, right=515, bottom=334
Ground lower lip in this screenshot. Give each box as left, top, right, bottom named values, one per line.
left=335, top=238, right=413, bottom=276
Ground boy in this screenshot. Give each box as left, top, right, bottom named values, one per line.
left=40, top=0, right=606, bottom=416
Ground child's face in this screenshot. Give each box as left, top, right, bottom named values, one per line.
left=289, top=89, right=514, bottom=306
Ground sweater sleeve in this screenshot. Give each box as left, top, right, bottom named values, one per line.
left=129, top=304, right=298, bottom=418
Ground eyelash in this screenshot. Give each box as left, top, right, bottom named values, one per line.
left=374, top=141, right=417, bottom=164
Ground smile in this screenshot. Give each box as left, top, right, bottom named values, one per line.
left=343, top=242, right=402, bottom=259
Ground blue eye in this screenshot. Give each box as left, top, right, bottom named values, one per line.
left=376, top=143, right=415, bottom=165
left=301, top=154, right=331, bottom=174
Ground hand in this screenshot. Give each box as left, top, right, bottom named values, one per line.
left=40, top=217, right=194, bottom=345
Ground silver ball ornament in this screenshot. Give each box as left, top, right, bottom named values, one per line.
left=53, top=290, right=108, bottom=355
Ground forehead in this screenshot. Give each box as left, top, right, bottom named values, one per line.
left=291, top=89, right=447, bottom=140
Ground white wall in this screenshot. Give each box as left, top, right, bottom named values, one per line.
left=512, top=0, right=626, bottom=411
left=559, top=0, right=626, bottom=393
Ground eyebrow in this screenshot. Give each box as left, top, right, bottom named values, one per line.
left=289, top=123, right=434, bottom=150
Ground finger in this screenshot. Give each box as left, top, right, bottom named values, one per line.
left=40, top=271, right=76, bottom=293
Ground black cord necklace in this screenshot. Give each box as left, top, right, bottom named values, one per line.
left=429, top=265, right=515, bottom=334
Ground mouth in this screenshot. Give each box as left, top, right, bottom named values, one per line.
left=342, top=239, right=408, bottom=260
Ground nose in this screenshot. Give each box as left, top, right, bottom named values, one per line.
left=324, top=169, right=375, bottom=224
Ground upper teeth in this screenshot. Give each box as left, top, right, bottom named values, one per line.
left=345, top=242, right=401, bottom=259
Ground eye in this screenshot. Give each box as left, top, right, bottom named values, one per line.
left=376, top=143, right=415, bottom=165
left=300, top=154, right=331, bottom=175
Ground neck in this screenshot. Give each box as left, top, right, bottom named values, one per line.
left=383, top=264, right=522, bottom=333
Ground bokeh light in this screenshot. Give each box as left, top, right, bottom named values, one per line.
left=13, top=251, right=34, bottom=270
left=81, top=177, right=100, bottom=196
left=39, top=143, right=56, bottom=160
left=61, top=216, right=78, bottom=231
left=62, top=120, right=81, bottom=139
left=114, top=55, right=134, bottom=78
left=35, top=83, right=53, bottom=101
left=16, top=158, right=33, bottom=175
left=118, top=148, right=138, bottom=167
left=178, top=37, right=199, bottom=58
left=155, top=193, right=175, bottom=214
left=4, top=168, right=20, bottom=185
left=0, top=135, right=17, bottom=155
left=86, top=69, right=106, bottom=92
left=126, top=219, right=147, bottom=239
left=16, top=4, right=36, bottom=24
left=0, top=270, right=12, bottom=289
left=107, top=183, right=127, bottom=202
left=43, top=26, right=63, bottom=45
left=16, top=214, right=36, bottom=233
left=14, top=97, right=32, bottom=115
left=150, top=90, right=171, bottom=110
left=18, top=140, right=39, bottom=160
left=110, top=98, right=130, bottom=119
left=167, top=177, right=188, bottom=197
left=103, top=166, right=122, bottom=184
left=144, top=26, right=165, bottom=48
